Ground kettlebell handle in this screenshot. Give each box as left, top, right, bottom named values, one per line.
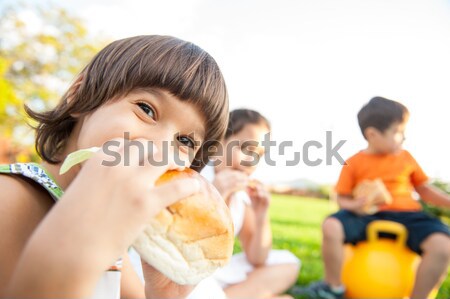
left=367, top=220, right=408, bottom=247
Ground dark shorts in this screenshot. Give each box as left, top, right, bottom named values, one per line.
left=330, top=210, right=450, bottom=255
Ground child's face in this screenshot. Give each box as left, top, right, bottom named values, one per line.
left=368, top=121, right=406, bottom=154
left=216, top=123, right=270, bottom=176
left=75, top=89, right=205, bottom=169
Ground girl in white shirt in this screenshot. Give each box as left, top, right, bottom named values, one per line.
left=207, top=109, right=300, bottom=299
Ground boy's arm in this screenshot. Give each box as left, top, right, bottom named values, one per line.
left=416, top=184, right=450, bottom=209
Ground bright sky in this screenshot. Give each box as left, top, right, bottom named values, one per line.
left=2, top=0, right=450, bottom=184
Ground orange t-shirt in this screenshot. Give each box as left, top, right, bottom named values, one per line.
left=335, top=150, right=429, bottom=211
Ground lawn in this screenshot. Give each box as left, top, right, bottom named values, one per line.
left=234, top=194, right=450, bottom=299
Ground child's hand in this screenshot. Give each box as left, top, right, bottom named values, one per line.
left=213, top=169, right=249, bottom=201
left=141, top=261, right=194, bottom=299
left=7, top=138, right=201, bottom=298
left=73, top=138, right=200, bottom=259
left=247, top=181, right=271, bottom=220
left=49, top=139, right=200, bottom=274
left=347, top=196, right=369, bottom=215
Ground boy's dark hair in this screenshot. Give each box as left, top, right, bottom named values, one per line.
left=225, top=109, right=270, bottom=139
left=357, top=96, right=409, bottom=139
left=26, top=35, right=228, bottom=171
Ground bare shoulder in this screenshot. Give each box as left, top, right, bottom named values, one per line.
left=0, top=174, right=54, bottom=223
left=0, top=174, right=54, bottom=245
left=0, top=174, right=54, bottom=294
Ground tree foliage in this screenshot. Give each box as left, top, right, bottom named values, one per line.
left=0, top=3, right=108, bottom=161
left=422, top=180, right=450, bottom=224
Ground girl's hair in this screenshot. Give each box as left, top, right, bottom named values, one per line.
left=225, top=109, right=270, bottom=139
left=26, top=35, right=228, bottom=171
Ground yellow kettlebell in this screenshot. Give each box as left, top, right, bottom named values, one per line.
left=342, top=220, right=438, bottom=299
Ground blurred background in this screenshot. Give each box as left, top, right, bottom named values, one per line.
left=1, top=0, right=449, bottom=193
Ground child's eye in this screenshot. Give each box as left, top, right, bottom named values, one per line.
left=177, top=136, right=196, bottom=149
left=137, top=102, right=156, bottom=119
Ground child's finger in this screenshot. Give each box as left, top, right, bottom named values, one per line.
left=148, top=178, right=201, bottom=215
left=126, top=139, right=173, bottom=182
left=258, top=187, right=270, bottom=202
left=97, top=138, right=160, bottom=168
left=122, top=138, right=159, bottom=168
left=101, top=137, right=127, bottom=153
left=97, top=138, right=128, bottom=166
left=222, top=170, right=248, bottom=185
left=355, top=196, right=366, bottom=202
left=223, top=171, right=249, bottom=189
left=257, top=184, right=264, bottom=196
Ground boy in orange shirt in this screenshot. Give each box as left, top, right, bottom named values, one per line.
left=294, top=97, right=450, bottom=299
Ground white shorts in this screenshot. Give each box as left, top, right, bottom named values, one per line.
left=214, top=249, right=301, bottom=288
left=188, top=250, right=300, bottom=299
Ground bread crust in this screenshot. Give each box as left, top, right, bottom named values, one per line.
left=132, top=169, right=234, bottom=285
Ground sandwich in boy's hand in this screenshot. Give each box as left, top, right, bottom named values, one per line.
left=353, top=178, right=392, bottom=214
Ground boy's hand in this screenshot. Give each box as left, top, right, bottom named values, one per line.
left=141, top=261, right=194, bottom=299
left=343, top=196, right=369, bottom=215
left=213, top=169, right=249, bottom=201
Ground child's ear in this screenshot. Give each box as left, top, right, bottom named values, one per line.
left=66, top=74, right=84, bottom=118
left=364, top=127, right=379, bottom=140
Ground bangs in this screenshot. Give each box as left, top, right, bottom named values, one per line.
left=81, top=35, right=228, bottom=170
left=29, top=35, right=228, bottom=169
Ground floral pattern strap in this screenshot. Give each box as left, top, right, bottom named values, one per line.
left=0, top=163, right=63, bottom=201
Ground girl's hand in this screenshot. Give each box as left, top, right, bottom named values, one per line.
left=213, top=169, right=249, bottom=201
left=7, top=138, right=200, bottom=298
left=61, top=138, right=200, bottom=267
left=246, top=181, right=271, bottom=220
left=141, top=261, right=194, bottom=299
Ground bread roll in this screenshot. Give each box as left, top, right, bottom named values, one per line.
left=132, top=169, right=234, bottom=285
left=353, top=179, right=392, bottom=214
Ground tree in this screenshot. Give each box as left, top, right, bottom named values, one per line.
left=0, top=3, right=108, bottom=162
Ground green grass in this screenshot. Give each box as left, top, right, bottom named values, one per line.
left=235, top=194, right=450, bottom=298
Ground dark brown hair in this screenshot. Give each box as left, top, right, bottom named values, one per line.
left=225, top=109, right=270, bottom=139
left=357, top=96, right=409, bottom=139
left=26, top=35, right=228, bottom=171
